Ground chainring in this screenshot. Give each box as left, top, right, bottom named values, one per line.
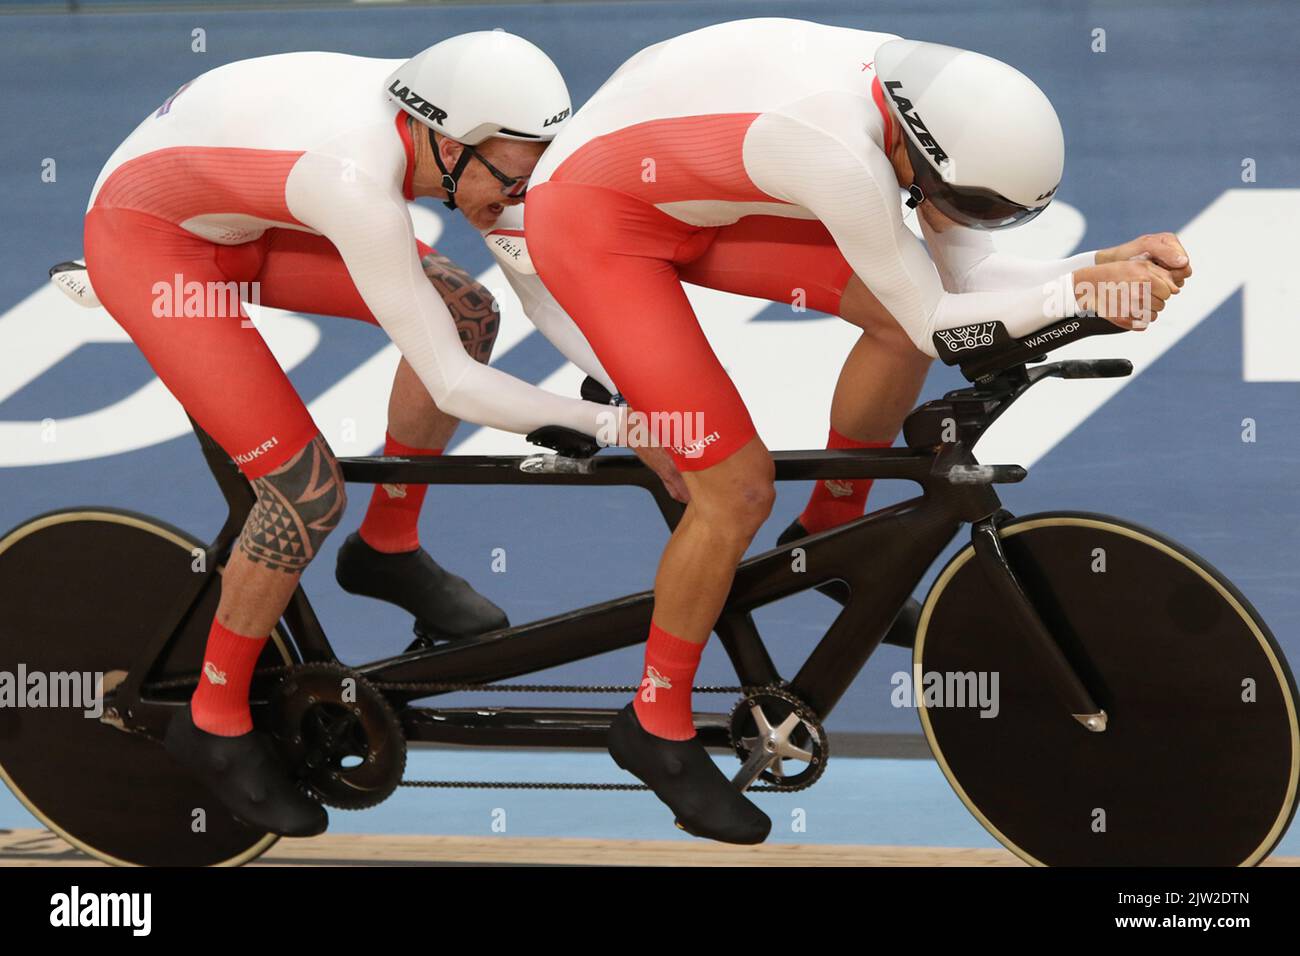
left=728, top=687, right=828, bottom=790
left=268, top=662, right=407, bottom=810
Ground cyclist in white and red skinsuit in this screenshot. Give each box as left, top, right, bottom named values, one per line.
left=506, top=17, right=1192, bottom=843
left=83, top=33, right=678, bottom=838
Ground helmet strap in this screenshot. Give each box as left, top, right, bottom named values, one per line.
left=429, top=128, right=473, bottom=211
left=905, top=184, right=924, bottom=209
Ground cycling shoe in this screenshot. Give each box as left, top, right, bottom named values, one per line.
left=334, top=532, right=508, bottom=647
left=164, top=705, right=328, bottom=837
left=608, top=703, right=770, bottom=845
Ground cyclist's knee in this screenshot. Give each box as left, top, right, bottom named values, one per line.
left=689, top=454, right=775, bottom=542
left=732, top=478, right=776, bottom=537
left=239, top=435, right=346, bottom=573
left=705, top=484, right=774, bottom=544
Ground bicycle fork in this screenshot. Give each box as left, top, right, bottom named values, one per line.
left=969, top=515, right=1107, bottom=732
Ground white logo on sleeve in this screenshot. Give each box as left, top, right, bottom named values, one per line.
left=935, top=322, right=999, bottom=353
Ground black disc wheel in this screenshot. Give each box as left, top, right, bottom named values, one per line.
left=917, top=512, right=1299, bottom=866
left=0, top=509, right=295, bottom=866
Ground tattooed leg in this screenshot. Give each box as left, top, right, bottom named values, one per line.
left=240, top=435, right=347, bottom=572
left=385, top=252, right=502, bottom=449
left=214, top=435, right=347, bottom=636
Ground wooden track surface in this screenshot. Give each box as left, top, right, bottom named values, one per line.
left=1, top=828, right=1297, bottom=866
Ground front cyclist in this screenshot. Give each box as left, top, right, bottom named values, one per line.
left=83, top=31, right=675, bottom=837
left=518, top=18, right=1192, bottom=843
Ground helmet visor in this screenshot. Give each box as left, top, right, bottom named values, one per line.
left=906, top=139, right=1048, bottom=230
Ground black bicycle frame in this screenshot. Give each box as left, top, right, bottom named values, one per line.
left=345, top=441, right=1001, bottom=737
left=112, top=328, right=1131, bottom=750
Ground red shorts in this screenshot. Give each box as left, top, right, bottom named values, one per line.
left=83, top=206, right=433, bottom=478
left=525, top=180, right=853, bottom=470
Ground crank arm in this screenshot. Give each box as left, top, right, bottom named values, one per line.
left=731, top=745, right=777, bottom=792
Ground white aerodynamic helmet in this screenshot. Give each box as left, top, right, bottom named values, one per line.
left=874, top=39, right=1065, bottom=229
left=385, top=31, right=571, bottom=146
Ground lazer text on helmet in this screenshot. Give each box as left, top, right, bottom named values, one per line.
left=883, top=81, right=948, bottom=165
left=387, top=81, right=448, bottom=125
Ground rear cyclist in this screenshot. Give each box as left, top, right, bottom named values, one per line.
left=83, top=31, right=678, bottom=838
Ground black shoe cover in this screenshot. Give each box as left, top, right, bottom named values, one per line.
left=776, top=518, right=920, bottom=649
left=164, top=705, right=328, bottom=837
left=334, top=532, right=508, bottom=644
left=608, top=703, right=770, bottom=845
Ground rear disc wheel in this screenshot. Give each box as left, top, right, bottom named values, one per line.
left=0, top=509, right=294, bottom=866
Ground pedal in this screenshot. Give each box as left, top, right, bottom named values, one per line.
left=406, top=631, right=437, bottom=654
left=407, top=621, right=476, bottom=653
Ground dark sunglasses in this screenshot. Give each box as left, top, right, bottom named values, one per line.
left=465, top=145, right=530, bottom=199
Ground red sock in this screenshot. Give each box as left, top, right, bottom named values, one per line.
left=633, top=622, right=704, bottom=741
left=358, top=432, right=441, bottom=553
left=798, top=427, right=891, bottom=534
left=191, top=619, right=268, bottom=736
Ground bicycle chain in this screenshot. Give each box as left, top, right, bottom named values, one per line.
left=141, top=668, right=812, bottom=792
left=143, top=666, right=752, bottom=697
